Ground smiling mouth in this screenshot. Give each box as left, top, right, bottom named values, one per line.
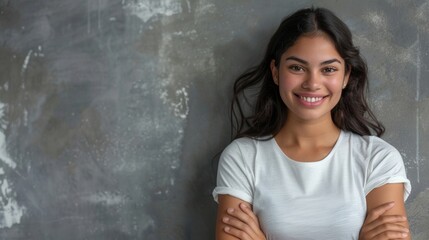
left=297, top=95, right=327, bottom=103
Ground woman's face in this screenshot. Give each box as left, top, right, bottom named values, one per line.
left=270, top=33, right=350, bottom=123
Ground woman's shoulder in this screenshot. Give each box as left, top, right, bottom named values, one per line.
left=231, top=135, right=271, bottom=144
left=222, top=136, right=272, bottom=156
left=345, top=131, right=399, bottom=155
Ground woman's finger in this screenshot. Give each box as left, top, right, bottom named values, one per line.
left=372, top=230, right=409, bottom=240
left=224, top=225, right=253, bottom=240
left=223, top=215, right=257, bottom=236
left=227, top=207, right=259, bottom=230
left=239, top=203, right=259, bottom=223
left=368, top=223, right=409, bottom=239
left=363, top=215, right=407, bottom=233
left=364, top=202, right=395, bottom=225
left=360, top=202, right=409, bottom=240
left=224, top=206, right=266, bottom=239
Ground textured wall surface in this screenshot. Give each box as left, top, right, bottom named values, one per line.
left=0, top=0, right=428, bottom=239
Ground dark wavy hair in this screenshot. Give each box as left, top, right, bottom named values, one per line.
left=231, top=7, right=384, bottom=139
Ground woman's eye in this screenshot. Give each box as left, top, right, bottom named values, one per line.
left=323, top=67, right=337, bottom=73
left=289, top=65, right=304, bottom=72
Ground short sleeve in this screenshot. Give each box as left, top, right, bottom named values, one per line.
left=364, top=144, right=411, bottom=201
left=212, top=141, right=254, bottom=203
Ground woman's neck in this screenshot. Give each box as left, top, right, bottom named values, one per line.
left=275, top=115, right=341, bottom=149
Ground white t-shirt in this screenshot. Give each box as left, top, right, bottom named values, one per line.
left=213, top=130, right=411, bottom=240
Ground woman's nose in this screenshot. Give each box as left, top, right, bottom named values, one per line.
left=301, top=72, right=321, bottom=90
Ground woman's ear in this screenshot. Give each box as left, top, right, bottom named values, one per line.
left=343, top=66, right=351, bottom=89
left=270, top=59, right=279, bottom=85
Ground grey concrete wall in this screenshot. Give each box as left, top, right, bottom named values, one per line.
left=0, top=0, right=427, bottom=239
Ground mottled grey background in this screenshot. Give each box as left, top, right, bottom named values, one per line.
left=0, top=0, right=428, bottom=239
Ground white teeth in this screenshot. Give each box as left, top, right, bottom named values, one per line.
left=301, top=96, right=323, bottom=103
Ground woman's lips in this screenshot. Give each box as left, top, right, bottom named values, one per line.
left=295, top=94, right=327, bottom=106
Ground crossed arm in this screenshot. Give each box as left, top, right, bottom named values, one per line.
left=216, top=194, right=266, bottom=240
left=215, top=183, right=410, bottom=240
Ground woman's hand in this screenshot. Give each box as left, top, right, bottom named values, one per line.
left=222, top=203, right=266, bottom=240
left=359, top=202, right=410, bottom=240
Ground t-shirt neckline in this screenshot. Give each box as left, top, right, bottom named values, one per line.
left=271, top=130, right=345, bottom=166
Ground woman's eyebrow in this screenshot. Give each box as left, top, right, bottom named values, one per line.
left=285, top=56, right=308, bottom=64
left=285, top=56, right=342, bottom=65
left=321, top=59, right=342, bottom=65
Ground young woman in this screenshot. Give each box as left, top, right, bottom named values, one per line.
left=213, top=7, right=411, bottom=240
